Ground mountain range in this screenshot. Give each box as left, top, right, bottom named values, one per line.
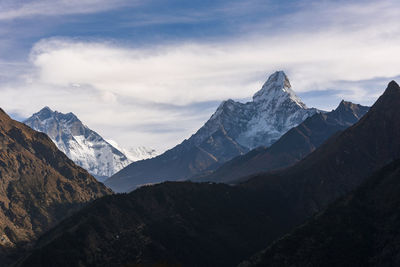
left=24, top=107, right=156, bottom=181
left=0, top=109, right=111, bottom=264
left=105, top=71, right=319, bottom=192
left=16, top=80, right=400, bottom=266
left=237, top=80, right=400, bottom=267
left=194, top=100, right=369, bottom=183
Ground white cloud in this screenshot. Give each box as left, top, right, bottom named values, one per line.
left=1, top=0, right=400, bottom=152
left=29, top=26, right=400, bottom=103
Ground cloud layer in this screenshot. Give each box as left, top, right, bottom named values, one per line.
left=1, top=0, right=400, bottom=152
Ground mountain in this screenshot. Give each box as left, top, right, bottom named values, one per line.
left=106, top=140, right=158, bottom=162
left=106, top=71, right=318, bottom=192
left=242, top=80, right=400, bottom=216
left=24, top=107, right=153, bottom=181
left=0, top=108, right=111, bottom=264
left=240, top=158, right=400, bottom=267
left=17, top=81, right=400, bottom=267
left=194, top=100, right=369, bottom=183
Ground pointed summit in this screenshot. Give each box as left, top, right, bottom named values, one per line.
left=252, top=71, right=307, bottom=108
left=34, top=107, right=80, bottom=124
left=40, top=106, right=53, bottom=112
left=389, top=80, right=399, bottom=87
left=265, top=71, right=291, bottom=88
left=335, top=100, right=358, bottom=112
left=34, top=106, right=54, bottom=120
left=368, top=80, right=400, bottom=115
left=331, top=100, right=369, bottom=123
left=253, top=71, right=290, bottom=100
left=382, top=80, right=400, bottom=96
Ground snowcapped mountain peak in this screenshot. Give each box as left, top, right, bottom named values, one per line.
left=35, top=106, right=54, bottom=120
left=33, top=107, right=79, bottom=124
left=190, top=71, right=318, bottom=150
left=25, top=107, right=158, bottom=180
left=40, top=106, right=52, bottom=112
left=253, top=71, right=306, bottom=109
left=25, top=108, right=129, bottom=180
left=264, top=70, right=290, bottom=88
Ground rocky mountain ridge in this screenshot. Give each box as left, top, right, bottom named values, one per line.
left=194, top=100, right=369, bottom=183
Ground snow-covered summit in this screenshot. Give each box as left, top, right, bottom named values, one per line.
left=191, top=71, right=319, bottom=149
left=24, top=107, right=155, bottom=180
left=253, top=71, right=306, bottom=108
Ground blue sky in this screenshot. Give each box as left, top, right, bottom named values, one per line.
left=1, top=0, right=400, bottom=151
left=0, top=0, right=300, bottom=58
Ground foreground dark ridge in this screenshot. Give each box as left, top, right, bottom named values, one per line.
left=0, top=108, right=112, bottom=264
left=17, top=182, right=285, bottom=267
left=16, top=81, right=400, bottom=266
left=241, top=158, right=400, bottom=267
left=194, top=100, right=369, bottom=184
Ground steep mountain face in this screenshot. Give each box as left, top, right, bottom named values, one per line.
left=0, top=109, right=111, bottom=264
left=24, top=107, right=154, bottom=180
left=195, top=71, right=318, bottom=149
left=194, top=100, right=369, bottom=183
left=106, top=71, right=318, bottom=192
left=241, top=159, right=400, bottom=267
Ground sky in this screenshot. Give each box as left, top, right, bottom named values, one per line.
left=0, top=0, right=400, bottom=152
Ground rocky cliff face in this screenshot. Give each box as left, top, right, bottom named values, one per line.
left=106, top=71, right=318, bottom=192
